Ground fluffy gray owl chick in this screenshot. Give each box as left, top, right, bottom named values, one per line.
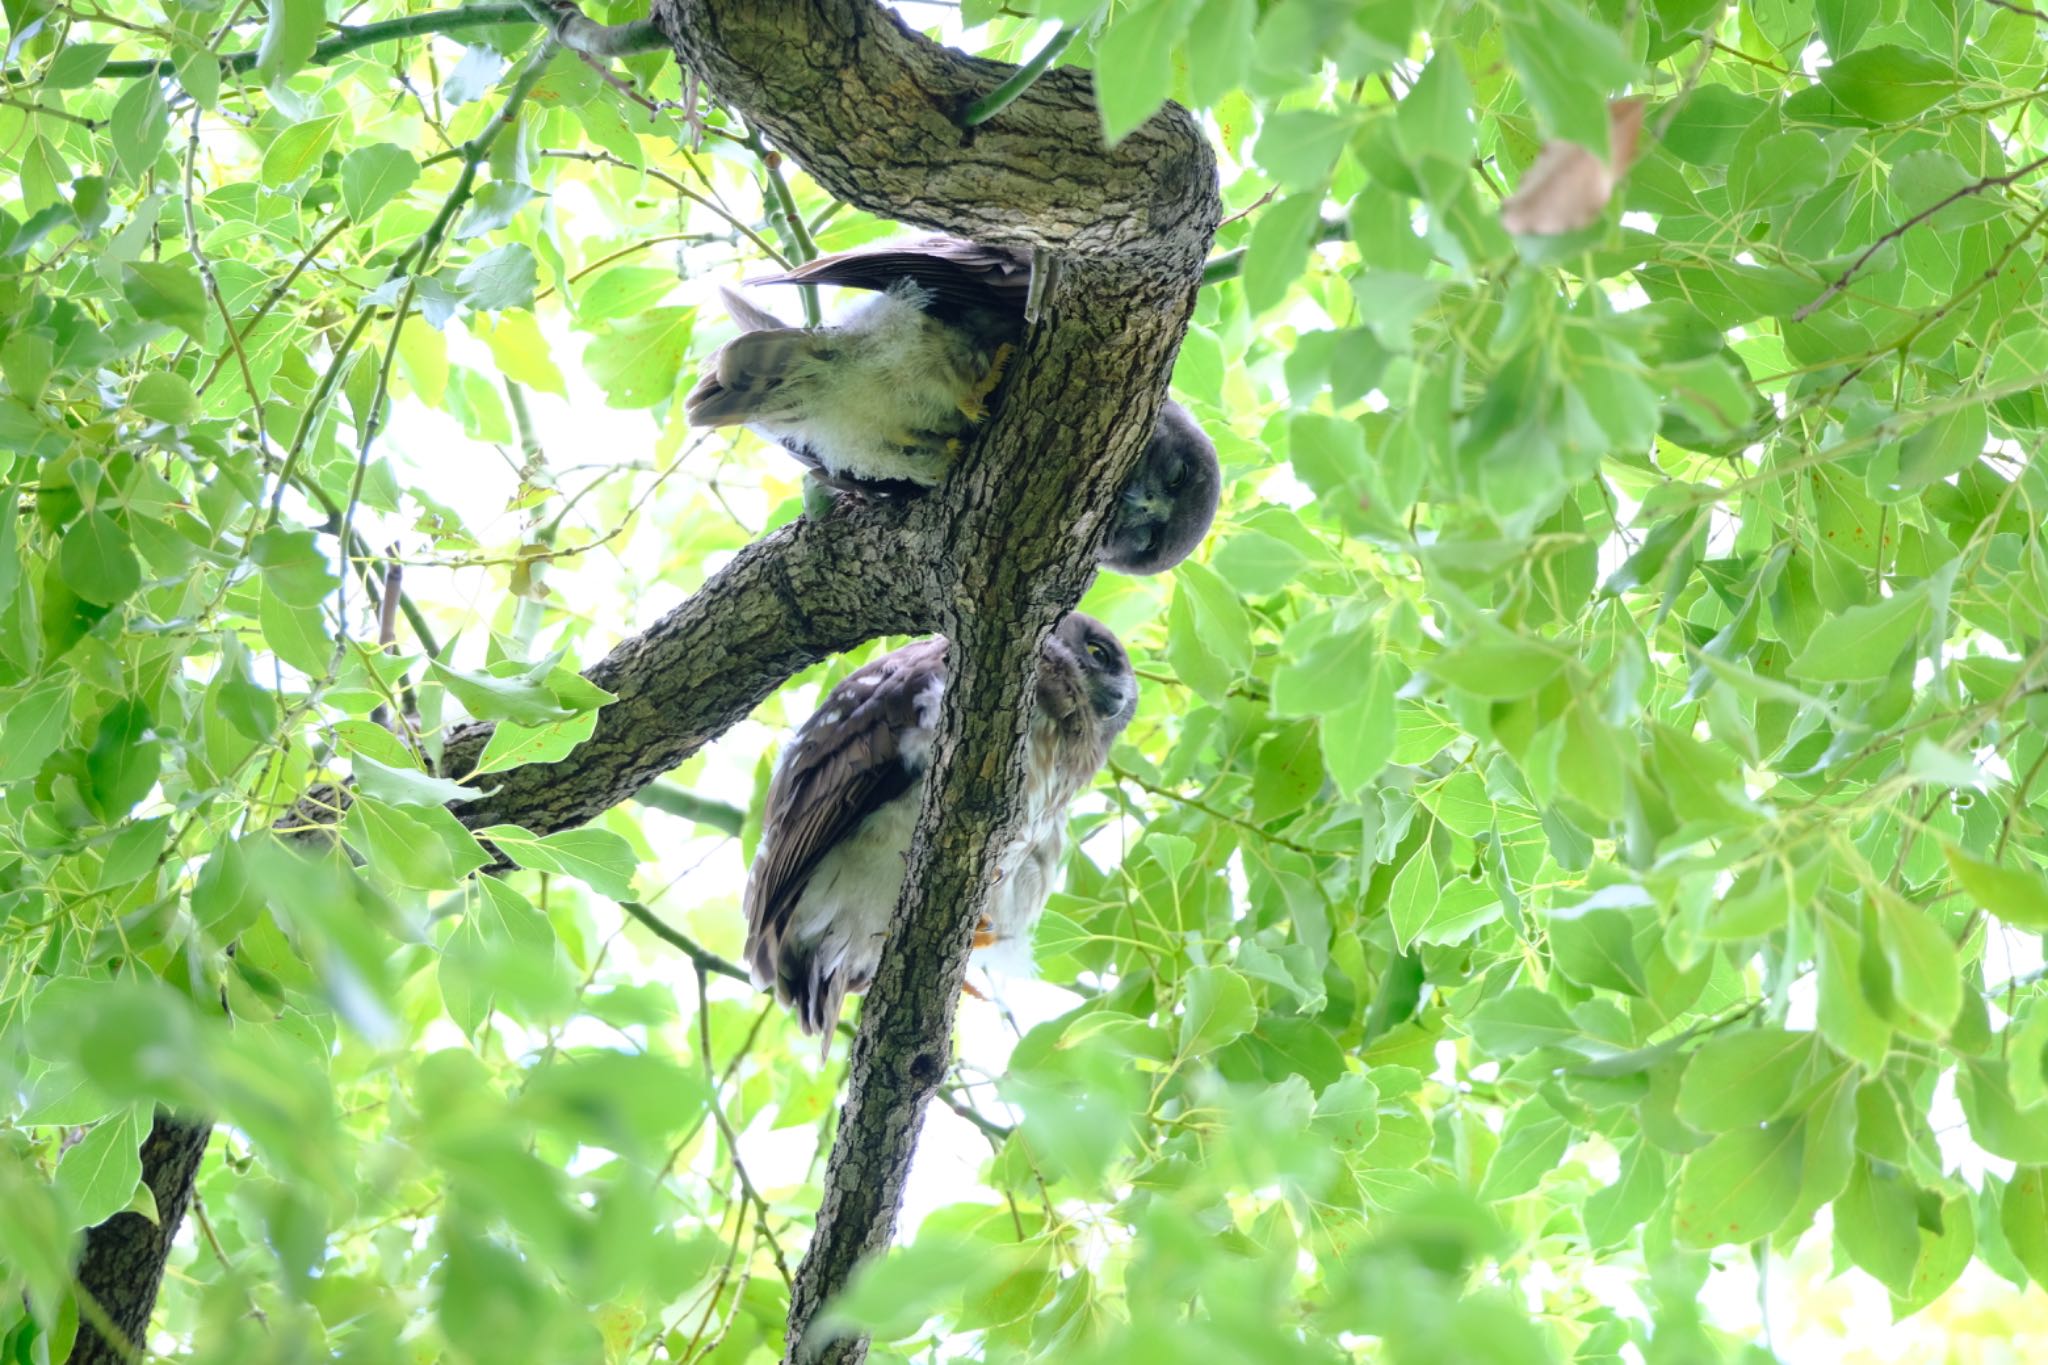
left=686, top=235, right=1220, bottom=572
left=743, top=614, right=1137, bottom=1056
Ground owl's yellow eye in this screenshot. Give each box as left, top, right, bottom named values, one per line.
left=1086, top=641, right=1111, bottom=665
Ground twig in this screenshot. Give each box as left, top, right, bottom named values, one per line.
left=537, top=148, right=792, bottom=266
left=1794, top=152, right=2048, bottom=321
left=182, top=105, right=268, bottom=459
left=195, top=217, right=350, bottom=397
left=621, top=900, right=749, bottom=980
left=740, top=128, right=820, bottom=322
left=696, top=965, right=794, bottom=1290
left=513, top=0, right=667, bottom=59
left=937, top=1086, right=1013, bottom=1141
left=334, top=40, right=558, bottom=651
left=1986, top=0, right=2048, bottom=22
left=633, top=781, right=746, bottom=836
left=3, top=5, right=552, bottom=83
left=960, top=24, right=1077, bottom=126
left=1199, top=216, right=1350, bottom=284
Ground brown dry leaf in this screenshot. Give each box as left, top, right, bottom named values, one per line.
left=1500, top=97, right=1647, bottom=237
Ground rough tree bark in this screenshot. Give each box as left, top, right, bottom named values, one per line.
left=69, top=1113, right=209, bottom=1364
left=655, top=4, right=1218, bottom=1361
left=65, top=4, right=1216, bottom=1359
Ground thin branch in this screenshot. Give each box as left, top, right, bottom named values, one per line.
left=1986, top=0, right=2048, bottom=21
left=740, top=128, right=820, bottom=323
left=1200, top=216, right=1350, bottom=285
left=7, top=5, right=548, bottom=83
left=1794, top=152, right=2048, bottom=321
left=959, top=24, right=1077, bottom=127
left=696, top=965, right=795, bottom=1290
left=633, top=781, right=746, bottom=836
left=621, top=900, right=749, bottom=982
left=513, top=0, right=667, bottom=59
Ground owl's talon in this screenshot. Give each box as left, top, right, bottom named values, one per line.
left=957, top=343, right=1015, bottom=422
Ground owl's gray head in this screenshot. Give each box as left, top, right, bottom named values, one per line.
left=1099, top=401, right=1220, bottom=575
left=1047, top=612, right=1138, bottom=740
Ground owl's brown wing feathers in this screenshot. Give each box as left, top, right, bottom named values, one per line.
left=751, top=236, right=1031, bottom=322
left=743, top=638, right=950, bottom=995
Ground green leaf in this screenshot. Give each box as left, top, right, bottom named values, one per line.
left=86, top=699, right=160, bottom=822
left=1815, top=911, right=1890, bottom=1072
left=1661, top=86, right=1766, bottom=167
left=1820, top=44, right=1958, bottom=122
left=429, top=656, right=605, bottom=727
left=110, top=78, right=169, bottom=185
left=1242, top=193, right=1324, bottom=314
left=345, top=797, right=487, bottom=890
left=1871, top=889, right=1962, bottom=1034
left=1095, top=0, right=1198, bottom=145
left=351, top=753, right=484, bottom=808
left=2001, top=1167, right=2048, bottom=1286
left=1785, top=583, right=1929, bottom=682
left=1585, top=1138, right=1666, bottom=1248
left=576, top=266, right=679, bottom=324
left=1256, top=110, right=1356, bottom=190
left=0, top=678, right=74, bottom=783
left=1547, top=907, right=1648, bottom=996
left=121, top=262, right=208, bottom=341
left=1429, top=631, right=1569, bottom=699
left=259, top=583, right=332, bottom=677
left=1895, top=401, right=1988, bottom=490
left=1179, top=965, right=1256, bottom=1054
left=340, top=143, right=420, bottom=222
left=1500, top=0, right=1634, bottom=153
left=131, top=372, right=197, bottom=425
left=1893, top=1189, right=1974, bottom=1317
left=1676, top=1029, right=1818, bottom=1131
left=587, top=307, right=694, bottom=408
left=260, top=114, right=343, bottom=187
left=1250, top=719, right=1322, bottom=822
left=53, top=1110, right=142, bottom=1230
left=58, top=511, right=140, bottom=607
left=256, top=0, right=323, bottom=86
left=193, top=838, right=265, bottom=942
left=1730, top=130, right=1829, bottom=211
left=1671, top=1120, right=1802, bottom=1248
left=1942, top=844, right=2048, bottom=930
left=1475, top=1108, right=1571, bottom=1202
left=1468, top=988, right=1580, bottom=1055
left=456, top=243, right=539, bottom=313
left=475, top=824, right=638, bottom=900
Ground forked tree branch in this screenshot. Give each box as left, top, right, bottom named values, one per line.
left=653, top=4, right=1217, bottom=1362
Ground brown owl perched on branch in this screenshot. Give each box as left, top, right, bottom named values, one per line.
left=743, top=614, right=1137, bottom=1056
left=685, top=235, right=1220, bottom=574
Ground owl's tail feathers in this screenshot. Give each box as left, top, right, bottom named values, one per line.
left=682, top=329, right=827, bottom=427
left=718, top=284, right=789, bottom=334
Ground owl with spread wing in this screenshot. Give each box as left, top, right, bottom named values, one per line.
left=685, top=235, right=1219, bottom=574
left=743, top=614, right=1137, bottom=1054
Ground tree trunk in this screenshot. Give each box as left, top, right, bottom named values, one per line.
left=654, top=4, right=1218, bottom=1360
left=68, top=1112, right=209, bottom=1364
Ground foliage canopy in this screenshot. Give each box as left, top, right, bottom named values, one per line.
left=3, top=0, right=2048, bottom=1361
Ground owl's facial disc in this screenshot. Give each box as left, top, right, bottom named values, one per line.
left=1097, top=401, right=1220, bottom=575
left=1054, top=614, right=1137, bottom=731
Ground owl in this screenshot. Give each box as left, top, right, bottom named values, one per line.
left=743, top=613, right=1137, bottom=1054
left=686, top=236, right=1220, bottom=573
